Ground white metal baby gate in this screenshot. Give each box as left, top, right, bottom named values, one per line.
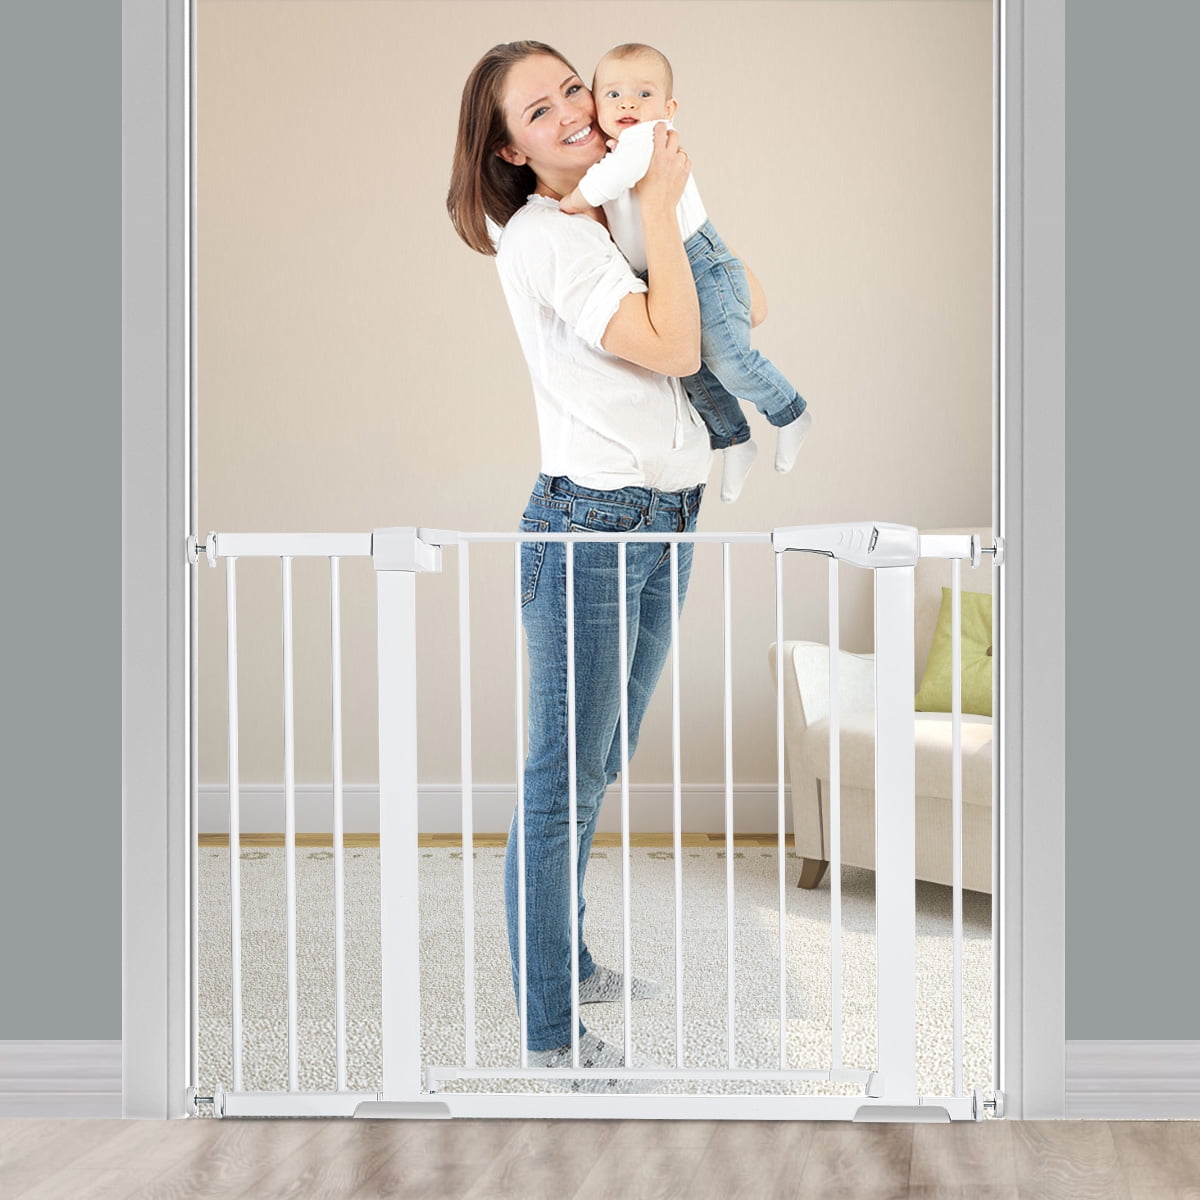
left=192, top=522, right=1000, bottom=1121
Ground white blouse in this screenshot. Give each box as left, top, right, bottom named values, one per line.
left=495, top=194, right=711, bottom=492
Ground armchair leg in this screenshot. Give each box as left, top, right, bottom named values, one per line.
left=797, top=857, right=830, bottom=889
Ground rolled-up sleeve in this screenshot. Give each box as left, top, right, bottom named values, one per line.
left=510, top=210, right=647, bottom=352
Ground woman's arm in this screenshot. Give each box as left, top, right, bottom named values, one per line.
left=600, top=125, right=701, bottom=377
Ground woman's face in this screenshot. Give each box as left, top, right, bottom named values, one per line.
left=497, top=54, right=604, bottom=190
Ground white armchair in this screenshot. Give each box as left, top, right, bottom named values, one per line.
left=770, top=528, right=994, bottom=893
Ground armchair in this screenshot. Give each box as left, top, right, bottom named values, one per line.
left=770, top=528, right=994, bottom=893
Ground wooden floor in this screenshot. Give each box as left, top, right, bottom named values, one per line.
left=2, top=1118, right=1198, bottom=1199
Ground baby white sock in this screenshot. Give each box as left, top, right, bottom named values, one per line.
left=774, top=409, right=813, bottom=473
left=578, top=963, right=665, bottom=1003
left=526, top=1030, right=663, bottom=1094
left=720, top=438, right=758, bottom=503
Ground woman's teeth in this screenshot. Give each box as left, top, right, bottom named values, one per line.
left=563, top=125, right=591, bottom=144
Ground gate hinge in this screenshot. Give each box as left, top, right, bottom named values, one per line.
left=972, top=1087, right=1006, bottom=1119
left=187, top=533, right=218, bottom=567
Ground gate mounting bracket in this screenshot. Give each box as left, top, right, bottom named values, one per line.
left=353, top=1100, right=453, bottom=1119
left=772, top=522, right=919, bottom=569
left=853, top=1104, right=952, bottom=1123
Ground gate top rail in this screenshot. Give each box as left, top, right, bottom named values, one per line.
left=199, top=526, right=988, bottom=568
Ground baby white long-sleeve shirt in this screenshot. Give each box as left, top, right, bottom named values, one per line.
left=576, top=119, right=708, bottom=273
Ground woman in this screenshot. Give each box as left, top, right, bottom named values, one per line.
left=448, top=42, right=711, bottom=1090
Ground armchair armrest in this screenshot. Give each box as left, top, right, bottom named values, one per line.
left=768, top=641, right=875, bottom=732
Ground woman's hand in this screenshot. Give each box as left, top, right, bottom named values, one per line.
left=634, top=122, right=692, bottom=216
left=601, top=123, right=701, bottom=377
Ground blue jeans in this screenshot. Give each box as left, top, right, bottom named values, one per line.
left=505, top=474, right=703, bottom=1051
left=681, top=220, right=807, bottom=450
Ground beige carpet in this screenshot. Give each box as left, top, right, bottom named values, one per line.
left=198, top=845, right=993, bottom=1099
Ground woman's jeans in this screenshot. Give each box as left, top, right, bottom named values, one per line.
left=680, top=220, right=807, bottom=450
left=505, top=474, right=703, bottom=1051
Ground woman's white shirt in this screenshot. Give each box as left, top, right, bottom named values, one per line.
left=495, top=194, right=712, bottom=492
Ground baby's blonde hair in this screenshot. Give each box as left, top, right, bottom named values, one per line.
left=595, top=43, right=674, bottom=96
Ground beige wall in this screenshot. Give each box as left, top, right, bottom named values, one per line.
left=197, top=0, right=993, bottom=798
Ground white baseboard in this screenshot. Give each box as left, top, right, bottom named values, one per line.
left=198, top=783, right=793, bottom=836
left=0, top=1041, right=122, bottom=1118
left=1066, top=1040, right=1200, bottom=1118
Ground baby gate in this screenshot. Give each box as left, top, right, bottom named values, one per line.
left=193, top=522, right=997, bottom=1121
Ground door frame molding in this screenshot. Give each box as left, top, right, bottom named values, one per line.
left=121, top=0, right=1065, bottom=1118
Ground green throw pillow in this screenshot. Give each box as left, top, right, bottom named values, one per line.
left=915, top=587, right=993, bottom=717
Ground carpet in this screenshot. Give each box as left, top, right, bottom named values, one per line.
left=198, top=845, right=992, bottom=1099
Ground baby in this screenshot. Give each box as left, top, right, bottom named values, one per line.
left=560, top=43, right=811, bottom=502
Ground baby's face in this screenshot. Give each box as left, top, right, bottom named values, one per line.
left=593, top=56, right=677, bottom=141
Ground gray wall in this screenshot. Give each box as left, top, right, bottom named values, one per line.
left=0, top=0, right=122, bottom=1039
left=1065, top=0, right=1200, bottom=1039
left=0, top=0, right=1195, bottom=1042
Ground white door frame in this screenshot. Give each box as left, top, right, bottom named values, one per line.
left=121, top=0, right=1065, bottom=1119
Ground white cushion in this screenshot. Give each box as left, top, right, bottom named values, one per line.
left=797, top=709, right=993, bottom=807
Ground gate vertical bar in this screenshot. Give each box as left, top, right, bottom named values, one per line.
left=951, top=558, right=965, bottom=1095
left=774, top=551, right=788, bottom=1068
left=873, top=565, right=917, bottom=1103
left=514, top=543, right=529, bottom=1068
left=670, top=544, right=684, bottom=1067
left=373, top=528, right=441, bottom=1102
left=722, top=543, right=736, bottom=1070
left=281, top=555, right=299, bottom=1092
left=828, top=556, right=843, bottom=1070
left=225, top=557, right=244, bottom=1093
left=458, top=543, right=477, bottom=1069
left=618, top=541, right=633, bottom=1064
left=329, top=555, right=348, bottom=1093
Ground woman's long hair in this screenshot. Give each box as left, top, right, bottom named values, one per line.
left=447, top=42, right=578, bottom=256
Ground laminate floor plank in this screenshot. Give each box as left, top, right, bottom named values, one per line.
left=1127, top=1190, right=1200, bottom=1200
left=122, top=1118, right=328, bottom=1200
left=67, top=1116, right=235, bottom=1170
left=681, top=1120, right=814, bottom=1198
left=910, top=1121, right=1018, bottom=1187
left=570, top=1119, right=719, bottom=1200
left=347, top=1118, right=524, bottom=1200
left=796, top=1122, right=914, bottom=1198
left=228, top=1118, right=423, bottom=1200
left=1111, top=1121, right=1200, bottom=1188
left=458, top=1118, right=617, bottom=1200
left=906, top=1189, right=1020, bottom=1200
left=5, top=1166, right=162, bottom=1200
left=1010, top=1120, right=1130, bottom=1200
left=0, top=1120, right=128, bottom=1174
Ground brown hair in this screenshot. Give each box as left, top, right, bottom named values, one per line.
left=596, top=43, right=674, bottom=97
left=447, top=41, right=580, bottom=256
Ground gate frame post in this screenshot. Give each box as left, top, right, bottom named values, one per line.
left=366, top=528, right=448, bottom=1115
left=868, top=564, right=921, bottom=1110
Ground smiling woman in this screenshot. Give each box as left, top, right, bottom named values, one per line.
left=448, top=40, right=712, bottom=1087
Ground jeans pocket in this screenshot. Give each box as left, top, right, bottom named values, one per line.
left=519, top=517, right=550, bottom=606
left=567, top=500, right=645, bottom=533
left=715, top=259, right=752, bottom=317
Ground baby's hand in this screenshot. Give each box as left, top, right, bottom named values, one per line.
left=558, top=187, right=587, bottom=214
